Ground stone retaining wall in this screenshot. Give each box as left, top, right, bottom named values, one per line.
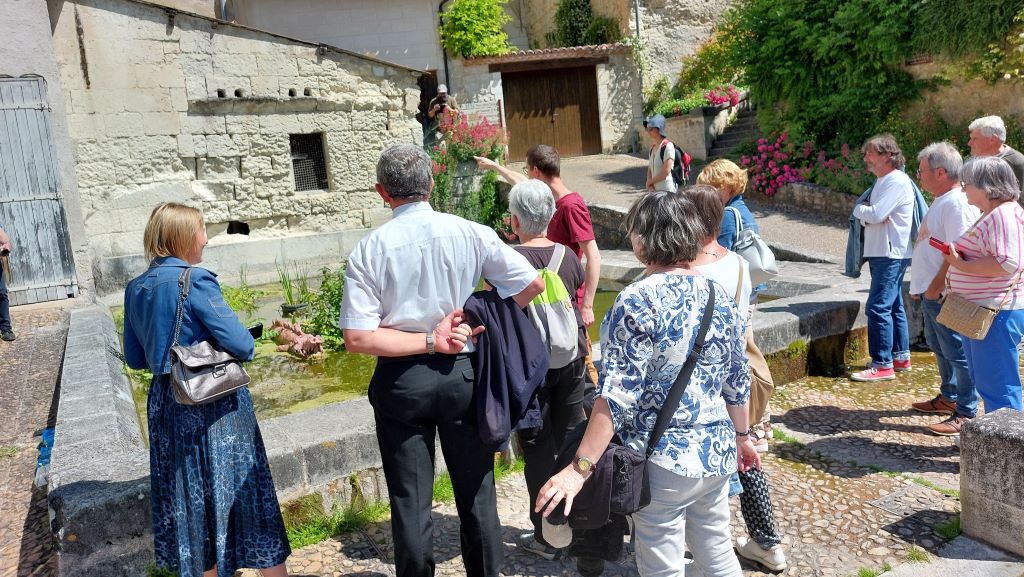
left=765, top=182, right=859, bottom=220
left=961, top=409, right=1024, bottom=558
left=663, top=105, right=737, bottom=161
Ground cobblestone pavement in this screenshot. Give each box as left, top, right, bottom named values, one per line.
left=241, top=353, right=970, bottom=577
left=0, top=303, right=74, bottom=577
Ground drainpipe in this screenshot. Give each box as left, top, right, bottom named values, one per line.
left=438, top=0, right=452, bottom=88
left=632, top=0, right=643, bottom=152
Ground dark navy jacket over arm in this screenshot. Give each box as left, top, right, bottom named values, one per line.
left=463, top=289, right=549, bottom=446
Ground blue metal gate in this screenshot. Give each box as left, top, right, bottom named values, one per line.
left=0, top=77, right=78, bottom=305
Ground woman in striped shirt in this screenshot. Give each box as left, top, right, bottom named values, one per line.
left=945, top=156, right=1024, bottom=413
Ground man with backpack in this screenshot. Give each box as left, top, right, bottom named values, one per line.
left=503, top=179, right=589, bottom=561
left=645, top=114, right=691, bottom=192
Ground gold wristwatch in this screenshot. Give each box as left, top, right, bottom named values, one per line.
left=573, top=454, right=594, bottom=475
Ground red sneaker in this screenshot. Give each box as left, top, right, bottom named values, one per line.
left=849, top=367, right=896, bottom=382
left=893, top=358, right=912, bottom=372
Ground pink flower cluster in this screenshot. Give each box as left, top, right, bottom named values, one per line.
left=739, top=133, right=804, bottom=196
left=705, top=84, right=741, bottom=108
left=438, top=111, right=505, bottom=151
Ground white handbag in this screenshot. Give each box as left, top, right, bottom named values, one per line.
left=729, top=206, right=778, bottom=285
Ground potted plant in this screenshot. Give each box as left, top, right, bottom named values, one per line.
left=277, top=261, right=309, bottom=317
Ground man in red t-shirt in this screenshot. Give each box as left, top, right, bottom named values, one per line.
left=475, top=146, right=602, bottom=326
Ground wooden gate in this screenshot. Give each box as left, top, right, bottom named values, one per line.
left=0, top=77, right=78, bottom=305
left=502, top=66, right=602, bottom=162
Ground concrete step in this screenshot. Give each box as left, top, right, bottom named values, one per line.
left=883, top=535, right=1024, bottom=577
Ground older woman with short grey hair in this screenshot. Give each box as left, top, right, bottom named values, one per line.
left=945, top=156, right=1024, bottom=414
left=506, top=179, right=591, bottom=559
left=537, top=190, right=758, bottom=577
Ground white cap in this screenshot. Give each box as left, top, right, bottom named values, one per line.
left=437, top=84, right=448, bottom=94
left=542, top=517, right=572, bottom=549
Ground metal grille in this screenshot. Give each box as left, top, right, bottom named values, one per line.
left=289, top=133, right=328, bottom=191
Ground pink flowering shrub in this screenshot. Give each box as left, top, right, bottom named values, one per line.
left=704, top=84, right=741, bottom=108
left=430, top=109, right=508, bottom=230
left=738, top=132, right=872, bottom=197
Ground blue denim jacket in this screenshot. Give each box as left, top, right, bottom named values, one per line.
left=123, top=256, right=254, bottom=375
left=718, top=196, right=759, bottom=250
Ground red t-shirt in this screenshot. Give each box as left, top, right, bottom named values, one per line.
left=547, top=191, right=596, bottom=304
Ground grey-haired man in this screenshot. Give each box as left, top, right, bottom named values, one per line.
left=968, top=115, right=1024, bottom=197
left=340, top=144, right=543, bottom=577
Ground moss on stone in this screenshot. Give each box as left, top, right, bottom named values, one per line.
left=281, top=493, right=326, bottom=530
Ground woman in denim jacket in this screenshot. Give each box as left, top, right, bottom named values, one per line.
left=123, top=203, right=290, bottom=577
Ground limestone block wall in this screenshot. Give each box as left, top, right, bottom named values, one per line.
left=598, top=51, right=642, bottom=152
left=906, top=60, right=1024, bottom=128
left=50, top=0, right=421, bottom=293
left=634, top=0, right=736, bottom=82
left=449, top=58, right=506, bottom=126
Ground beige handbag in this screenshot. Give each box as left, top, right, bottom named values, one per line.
left=936, top=273, right=1021, bottom=340
left=732, top=259, right=774, bottom=425
left=168, top=268, right=251, bottom=405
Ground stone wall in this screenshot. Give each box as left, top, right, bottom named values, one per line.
left=961, top=409, right=1024, bottom=558
left=448, top=58, right=505, bottom=127
left=598, top=50, right=642, bottom=152
left=2, top=0, right=93, bottom=296
left=906, top=60, right=1024, bottom=128
left=522, top=0, right=629, bottom=49
left=661, top=104, right=736, bottom=161
left=633, top=0, right=736, bottom=82
left=50, top=0, right=422, bottom=294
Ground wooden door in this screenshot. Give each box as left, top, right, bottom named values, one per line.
left=502, top=66, right=602, bottom=162
left=0, top=77, right=78, bottom=304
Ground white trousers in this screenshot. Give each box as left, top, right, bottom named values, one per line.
left=632, top=464, right=742, bottom=577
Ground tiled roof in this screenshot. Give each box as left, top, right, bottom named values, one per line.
left=464, top=43, right=631, bottom=65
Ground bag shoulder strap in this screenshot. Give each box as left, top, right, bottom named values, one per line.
left=171, top=267, right=193, bottom=348
left=645, top=281, right=716, bottom=458
left=547, top=243, right=566, bottom=272
left=729, top=206, right=744, bottom=232
left=733, top=255, right=745, bottom=304
left=659, top=139, right=671, bottom=160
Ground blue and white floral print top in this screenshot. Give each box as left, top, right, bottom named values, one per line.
left=599, top=273, right=750, bottom=478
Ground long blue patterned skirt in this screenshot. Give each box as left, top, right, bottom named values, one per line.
left=148, top=375, right=291, bottom=576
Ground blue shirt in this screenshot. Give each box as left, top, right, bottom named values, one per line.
left=123, top=257, right=254, bottom=374
left=718, top=196, right=759, bottom=251
left=598, top=274, right=750, bottom=478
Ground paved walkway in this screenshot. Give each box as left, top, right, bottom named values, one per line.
left=0, top=303, right=74, bottom=577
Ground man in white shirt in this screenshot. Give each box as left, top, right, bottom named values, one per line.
left=340, top=144, right=544, bottom=577
left=645, top=114, right=677, bottom=193
left=850, top=135, right=916, bottom=382
left=907, top=143, right=980, bottom=436
left=968, top=115, right=1024, bottom=198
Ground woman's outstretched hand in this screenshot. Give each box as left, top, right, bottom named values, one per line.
left=535, top=465, right=588, bottom=518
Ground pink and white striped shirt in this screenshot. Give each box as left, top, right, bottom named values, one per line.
left=948, top=201, right=1024, bottom=309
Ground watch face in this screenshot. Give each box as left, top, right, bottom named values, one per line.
left=577, top=456, right=592, bottom=472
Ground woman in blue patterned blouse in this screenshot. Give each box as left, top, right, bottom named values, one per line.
left=536, top=190, right=760, bottom=577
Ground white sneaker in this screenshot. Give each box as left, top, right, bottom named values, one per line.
left=736, top=536, right=787, bottom=572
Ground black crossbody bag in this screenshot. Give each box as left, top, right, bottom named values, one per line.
left=566, top=285, right=717, bottom=529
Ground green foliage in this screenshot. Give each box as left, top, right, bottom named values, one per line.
left=643, top=76, right=672, bottom=116
left=549, top=0, right=593, bottom=47
left=285, top=501, right=391, bottom=549
left=675, top=28, right=741, bottom=93
left=221, top=265, right=261, bottom=320
left=904, top=545, right=929, bottom=563
left=650, top=94, right=707, bottom=118
left=582, top=15, right=623, bottom=45
left=301, top=266, right=346, bottom=351
left=147, top=564, right=178, bottom=577
left=434, top=456, right=524, bottom=503
left=935, top=514, right=962, bottom=540
left=0, top=446, right=18, bottom=459
left=915, top=1, right=1024, bottom=61
left=439, top=0, right=512, bottom=58
left=722, top=0, right=924, bottom=147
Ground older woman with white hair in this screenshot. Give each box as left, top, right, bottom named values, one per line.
left=506, top=179, right=590, bottom=560
left=945, top=156, right=1024, bottom=414
left=968, top=115, right=1024, bottom=195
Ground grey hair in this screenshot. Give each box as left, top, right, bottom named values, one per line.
left=862, top=134, right=906, bottom=170
left=624, top=190, right=703, bottom=266
left=508, top=180, right=555, bottom=236
left=969, top=116, right=1007, bottom=142
left=376, top=144, right=432, bottom=199
left=917, top=141, right=963, bottom=180
left=962, top=156, right=1020, bottom=202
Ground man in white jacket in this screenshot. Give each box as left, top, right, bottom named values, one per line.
left=850, top=135, right=916, bottom=382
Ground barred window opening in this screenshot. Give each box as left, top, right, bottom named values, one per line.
left=289, top=133, right=329, bottom=191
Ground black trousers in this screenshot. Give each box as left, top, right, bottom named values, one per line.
left=370, top=355, right=502, bottom=577
left=518, top=357, right=587, bottom=543
left=0, top=269, right=10, bottom=332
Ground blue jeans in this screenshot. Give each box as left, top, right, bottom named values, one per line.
left=919, top=296, right=977, bottom=417
left=0, top=270, right=10, bottom=332
left=961, top=308, right=1024, bottom=412
left=866, top=257, right=911, bottom=368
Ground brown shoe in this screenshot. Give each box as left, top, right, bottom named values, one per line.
left=911, top=395, right=956, bottom=415
left=927, top=414, right=971, bottom=436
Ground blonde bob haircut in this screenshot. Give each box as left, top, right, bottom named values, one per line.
left=697, top=159, right=749, bottom=199
left=143, top=202, right=204, bottom=261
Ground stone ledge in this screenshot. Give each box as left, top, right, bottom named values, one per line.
left=961, top=409, right=1024, bottom=558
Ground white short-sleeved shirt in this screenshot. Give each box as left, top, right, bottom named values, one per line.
left=909, top=187, right=979, bottom=295
left=649, top=140, right=678, bottom=193
left=339, top=202, right=538, bottom=335
left=853, top=170, right=915, bottom=259
left=695, top=251, right=752, bottom=321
